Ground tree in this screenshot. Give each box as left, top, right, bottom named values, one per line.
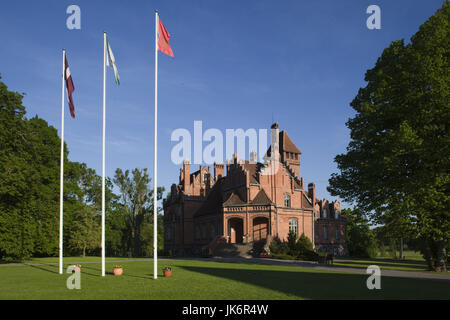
left=0, top=77, right=61, bottom=260
left=328, top=3, right=449, bottom=271
left=113, top=168, right=164, bottom=257
left=67, top=205, right=100, bottom=257
left=341, top=208, right=378, bottom=258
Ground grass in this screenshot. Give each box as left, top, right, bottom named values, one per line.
left=334, top=251, right=450, bottom=273
left=0, top=257, right=449, bottom=299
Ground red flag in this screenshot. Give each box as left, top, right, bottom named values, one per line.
left=158, top=18, right=174, bottom=57
left=64, top=56, right=75, bottom=118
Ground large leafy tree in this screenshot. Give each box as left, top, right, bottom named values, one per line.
left=0, top=77, right=60, bottom=260
left=113, top=168, right=164, bottom=257
left=328, top=3, right=449, bottom=271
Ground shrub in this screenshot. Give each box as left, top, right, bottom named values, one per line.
left=269, top=233, right=318, bottom=261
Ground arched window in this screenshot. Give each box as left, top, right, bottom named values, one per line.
left=323, top=208, right=328, bottom=218
left=335, top=210, right=339, bottom=219
left=289, top=219, right=298, bottom=236
left=284, top=194, right=291, bottom=207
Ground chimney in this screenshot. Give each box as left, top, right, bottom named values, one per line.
left=300, top=177, right=305, bottom=190
left=308, top=183, right=316, bottom=205
left=214, top=162, right=224, bottom=180
left=250, top=151, right=257, bottom=163
left=270, top=123, right=279, bottom=162
left=183, top=160, right=190, bottom=193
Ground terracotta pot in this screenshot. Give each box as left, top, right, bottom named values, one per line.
left=163, top=270, right=172, bottom=277
left=113, top=267, right=123, bottom=276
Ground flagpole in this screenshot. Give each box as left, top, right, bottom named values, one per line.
left=59, top=49, right=66, bottom=275
left=153, top=10, right=159, bottom=280
left=101, top=31, right=107, bottom=277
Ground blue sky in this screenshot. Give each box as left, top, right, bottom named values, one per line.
left=0, top=0, right=444, bottom=206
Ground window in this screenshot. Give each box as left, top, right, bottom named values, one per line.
left=210, top=223, right=215, bottom=239
left=195, top=226, right=201, bottom=240
left=286, top=152, right=290, bottom=159
left=201, top=224, right=206, bottom=239
left=167, top=226, right=172, bottom=240
left=289, top=219, right=298, bottom=236
left=323, top=208, right=327, bottom=218
left=324, top=226, right=328, bottom=240
left=335, top=210, right=339, bottom=219
left=284, top=194, right=291, bottom=207
left=336, top=227, right=340, bottom=240
left=203, top=173, right=208, bottom=184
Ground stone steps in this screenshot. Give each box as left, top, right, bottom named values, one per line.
left=212, top=241, right=266, bottom=259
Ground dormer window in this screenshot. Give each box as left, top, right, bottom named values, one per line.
left=284, top=194, right=291, bottom=207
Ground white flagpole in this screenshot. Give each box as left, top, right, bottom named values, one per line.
left=101, top=31, right=107, bottom=277
left=153, top=10, right=159, bottom=280
left=59, top=49, right=66, bottom=275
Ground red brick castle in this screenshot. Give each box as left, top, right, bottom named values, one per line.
left=163, top=123, right=347, bottom=257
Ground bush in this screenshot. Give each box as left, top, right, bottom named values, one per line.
left=269, top=233, right=318, bottom=261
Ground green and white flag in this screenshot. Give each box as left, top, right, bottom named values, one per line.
left=106, top=37, right=120, bottom=85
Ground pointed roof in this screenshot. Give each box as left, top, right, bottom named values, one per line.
left=223, top=191, right=245, bottom=206
left=251, top=188, right=272, bottom=205
left=280, top=131, right=301, bottom=154
left=265, top=130, right=301, bottom=158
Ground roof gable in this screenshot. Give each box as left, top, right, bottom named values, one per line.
left=251, top=188, right=272, bottom=205
left=280, top=131, right=301, bottom=154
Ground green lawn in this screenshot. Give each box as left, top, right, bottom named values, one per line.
left=334, top=252, right=450, bottom=273
left=0, top=257, right=449, bottom=299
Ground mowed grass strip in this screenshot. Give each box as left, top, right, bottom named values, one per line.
left=0, top=258, right=449, bottom=300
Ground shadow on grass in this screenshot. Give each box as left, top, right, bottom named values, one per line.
left=333, top=260, right=427, bottom=271
left=80, top=264, right=157, bottom=280
left=180, top=265, right=450, bottom=299
left=26, top=264, right=59, bottom=274
left=338, top=257, right=427, bottom=266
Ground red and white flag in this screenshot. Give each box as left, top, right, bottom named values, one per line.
left=64, top=56, right=75, bottom=118
left=158, top=18, right=174, bottom=57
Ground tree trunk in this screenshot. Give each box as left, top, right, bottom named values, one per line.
left=133, top=226, right=141, bottom=257
left=82, top=246, right=86, bottom=258
left=422, top=241, right=435, bottom=271
left=400, top=237, right=404, bottom=260
left=434, top=241, right=447, bottom=272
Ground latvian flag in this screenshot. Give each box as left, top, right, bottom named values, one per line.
left=64, top=56, right=75, bottom=118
